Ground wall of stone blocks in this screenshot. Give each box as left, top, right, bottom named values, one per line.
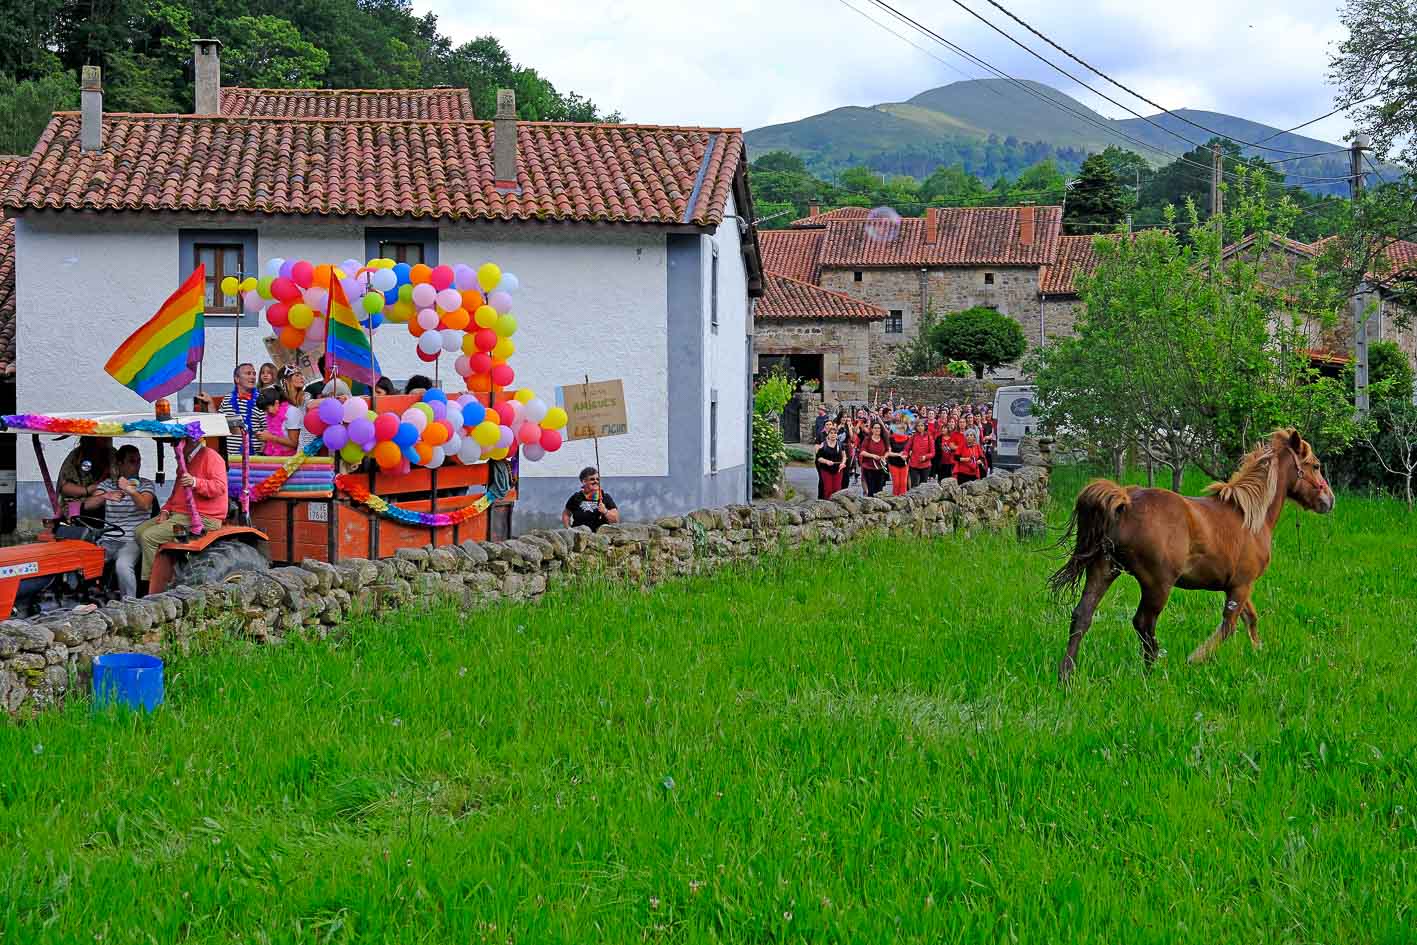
left=0, top=462, right=1051, bottom=716
left=753, top=320, right=874, bottom=404
left=868, top=376, right=1004, bottom=406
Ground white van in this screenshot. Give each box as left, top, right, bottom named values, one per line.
left=992, top=385, right=1037, bottom=470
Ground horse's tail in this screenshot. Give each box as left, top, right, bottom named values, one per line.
left=1048, top=479, right=1131, bottom=598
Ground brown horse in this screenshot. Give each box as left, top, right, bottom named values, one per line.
left=1051, top=429, right=1334, bottom=683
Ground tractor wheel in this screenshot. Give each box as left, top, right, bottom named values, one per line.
left=168, top=540, right=269, bottom=589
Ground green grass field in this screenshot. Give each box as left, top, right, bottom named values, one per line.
left=3, top=469, right=1415, bottom=943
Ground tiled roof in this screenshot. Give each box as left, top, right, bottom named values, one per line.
left=220, top=87, right=476, bottom=120
left=818, top=206, right=1062, bottom=268
left=1309, top=235, right=1417, bottom=283
left=5, top=113, right=744, bottom=227
left=759, top=228, right=825, bottom=283
left=758, top=273, right=886, bottom=321
left=1040, top=234, right=1103, bottom=296
left=1223, top=232, right=1318, bottom=260
left=789, top=206, right=869, bottom=228
left=0, top=154, right=25, bottom=378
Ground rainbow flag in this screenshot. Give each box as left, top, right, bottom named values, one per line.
left=104, top=265, right=207, bottom=401
left=326, top=276, right=380, bottom=385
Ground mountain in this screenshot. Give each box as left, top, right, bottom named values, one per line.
left=745, top=79, right=1381, bottom=195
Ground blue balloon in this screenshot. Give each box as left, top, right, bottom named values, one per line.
left=403, top=446, right=421, bottom=464
left=393, top=422, right=419, bottom=448
left=393, top=262, right=412, bottom=284
left=383, top=287, right=399, bottom=304
left=461, top=400, right=486, bottom=427
left=422, top=388, right=448, bottom=404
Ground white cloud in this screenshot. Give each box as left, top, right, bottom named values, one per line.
left=423, top=0, right=1358, bottom=146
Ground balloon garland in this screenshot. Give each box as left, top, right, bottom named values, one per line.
left=0, top=414, right=205, bottom=440
left=243, top=437, right=327, bottom=503
left=335, top=474, right=492, bottom=527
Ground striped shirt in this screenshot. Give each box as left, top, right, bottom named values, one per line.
left=95, top=477, right=156, bottom=541
left=220, top=391, right=267, bottom=458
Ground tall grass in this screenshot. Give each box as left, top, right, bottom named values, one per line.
left=2, top=470, right=1414, bottom=943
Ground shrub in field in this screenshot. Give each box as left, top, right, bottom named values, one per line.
left=945, top=359, right=973, bottom=378
left=751, top=411, right=786, bottom=497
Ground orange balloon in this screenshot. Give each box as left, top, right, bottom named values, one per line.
left=313, top=263, right=334, bottom=288
left=414, top=442, right=433, bottom=465
left=279, top=326, right=305, bottom=349
left=373, top=441, right=402, bottom=469
left=424, top=422, right=449, bottom=447
left=468, top=373, right=493, bottom=393
left=443, top=308, right=470, bottom=331
left=460, top=289, right=484, bottom=312
left=408, top=320, right=425, bottom=338
left=409, top=263, right=432, bottom=285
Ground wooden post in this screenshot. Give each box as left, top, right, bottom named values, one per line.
left=1352, top=135, right=1371, bottom=418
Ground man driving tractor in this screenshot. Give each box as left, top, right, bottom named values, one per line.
left=134, top=435, right=228, bottom=590
left=80, top=444, right=156, bottom=599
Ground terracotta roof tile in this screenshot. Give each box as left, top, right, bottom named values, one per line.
left=1223, top=232, right=1318, bottom=260
left=759, top=228, right=825, bottom=283
left=1310, top=234, right=1417, bottom=283
left=758, top=273, right=886, bottom=321
left=0, top=154, right=24, bottom=378
left=1040, top=234, right=1103, bottom=296
left=789, top=206, right=869, bottom=227
left=6, top=114, right=743, bottom=227
left=221, top=87, right=476, bottom=120
left=818, top=206, right=1061, bottom=268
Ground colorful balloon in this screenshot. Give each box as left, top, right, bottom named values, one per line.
left=291, top=260, right=315, bottom=288
left=488, top=290, right=513, bottom=314
left=477, top=263, right=502, bottom=292
left=340, top=441, right=366, bottom=464
left=318, top=398, right=345, bottom=425
left=543, top=406, right=568, bottom=430
left=472, top=421, right=500, bottom=447
left=540, top=428, right=563, bottom=452
left=524, top=398, right=548, bottom=423
left=517, top=422, right=542, bottom=445
left=473, top=305, right=499, bottom=329
left=220, top=276, right=239, bottom=297
left=490, top=363, right=515, bottom=388
left=429, top=265, right=455, bottom=291
left=373, top=440, right=402, bottom=469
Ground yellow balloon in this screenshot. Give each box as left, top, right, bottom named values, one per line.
left=386, top=300, right=414, bottom=324
left=477, top=263, right=502, bottom=292
left=288, top=303, right=314, bottom=329
left=489, top=447, right=509, bottom=460
left=543, top=406, right=568, bottom=430
left=461, top=333, right=479, bottom=356
left=472, top=421, right=501, bottom=447
left=492, top=338, right=515, bottom=361
left=239, top=277, right=257, bottom=293
left=495, top=314, right=517, bottom=337
left=514, top=388, right=535, bottom=404
left=474, top=305, right=499, bottom=329
left=220, top=276, right=239, bottom=297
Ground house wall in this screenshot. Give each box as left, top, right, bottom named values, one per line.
left=819, top=265, right=1040, bottom=381
left=1040, top=297, right=1082, bottom=348
left=11, top=213, right=751, bottom=528
left=752, top=320, right=873, bottom=403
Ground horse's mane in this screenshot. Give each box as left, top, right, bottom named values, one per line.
left=1205, top=442, right=1279, bottom=533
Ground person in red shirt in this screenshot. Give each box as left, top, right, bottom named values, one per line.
left=935, top=418, right=958, bottom=482
left=858, top=420, right=889, bottom=496
left=953, top=429, right=986, bottom=484
left=134, top=436, right=229, bottom=588
left=907, top=418, right=935, bottom=488
left=887, top=418, right=911, bottom=495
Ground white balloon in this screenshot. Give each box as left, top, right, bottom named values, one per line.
left=266, top=257, right=286, bottom=277
left=458, top=438, right=482, bottom=464
left=426, top=446, right=446, bottom=469
left=521, top=443, right=545, bottom=462
left=445, top=404, right=464, bottom=429
left=441, top=330, right=464, bottom=353
left=370, top=269, right=397, bottom=292
left=417, top=331, right=442, bottom=355
left=445, top=432, right=462, bottom=455
left=497, top=272, right=519, bottom=293
left=523, top=398, right=548, bottom=424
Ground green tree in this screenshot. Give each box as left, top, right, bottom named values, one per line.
left=927, top=306, right=1026, bottom=379
left=219, top=16, right=329, bottom=88
left=1330, top=0, right=1417, bottom=166
left=1099, top=146, right=1149, bottom=208
left=1014, top=158, right=1067, bottom=200
left=752, top=151, right=808, bottom=175
left=894, top=307, right=944, bottom=376
left=0, top=72, right=78, bottom=154
left=1063, top=153, right=1125, bottom=235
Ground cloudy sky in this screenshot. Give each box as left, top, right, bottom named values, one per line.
left=426, top=0, right=1357, bottom=145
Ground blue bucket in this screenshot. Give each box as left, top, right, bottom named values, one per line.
left=93, top=653, right=164, bottom=711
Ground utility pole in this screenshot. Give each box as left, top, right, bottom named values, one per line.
left=1351, top=134, right=1372, bottom=417
left=1210, top=143, right=1223, bottom=218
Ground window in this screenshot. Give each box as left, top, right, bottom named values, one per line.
left=709, top=389, right=719, bottom=473
left=984, top=272, right=995, bottom=285
left=364, top=227, right=439, bottom=267
left=180, top=229, right=258, bottom=324
left=885, top=310, right=904, bottom=334
left=853, top=271, right=863, bottom=282
left=710, top=239, right=720, bottom=333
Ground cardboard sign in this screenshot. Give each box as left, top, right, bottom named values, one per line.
left=263, top=336, right=320, bottom=377
left=559, top=379, right=629, bottom=441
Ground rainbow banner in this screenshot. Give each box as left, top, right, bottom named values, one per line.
left=104, top=265, right=207, bottom=401
left=326, top=277, right=380, bottom=385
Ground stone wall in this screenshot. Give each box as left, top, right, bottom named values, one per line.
left=869, top=375, right=1003, bottom=406
left=753, top=319, right=874, bottom=403
left=1041, top=297, right=1082, bottom=350
left=0, top=463, right=1050, bottom=716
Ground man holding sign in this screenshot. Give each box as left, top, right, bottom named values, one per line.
left=562, top=467, right=619, bottom=531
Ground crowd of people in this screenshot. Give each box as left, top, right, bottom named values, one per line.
left=811, top=401, right=998, bottom=500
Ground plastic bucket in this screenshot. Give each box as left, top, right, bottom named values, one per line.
left=92, top=653, right=164, bottom=711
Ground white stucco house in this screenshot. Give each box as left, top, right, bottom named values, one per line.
left=0, top=43, right=764, bottom=530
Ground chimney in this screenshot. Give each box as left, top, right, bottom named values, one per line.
left=80, top=65, right=102, bottom=152
left=193, top=38, right=222, bottom=115
left=809, top=202, right=820, bottom=217
left=1018, top=204, right=1035, bottom=247
left=494, top=89, right=519, bottom=191
left=925, top=206, right=939, bottom=245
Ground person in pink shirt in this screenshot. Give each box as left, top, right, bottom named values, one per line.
left=134, top=436, right=228, bottom=587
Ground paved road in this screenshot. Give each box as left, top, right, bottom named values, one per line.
left=782, top=462, right=1000, bottom=501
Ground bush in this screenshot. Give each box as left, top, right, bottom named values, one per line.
left=785, top=445, right=815, bottom=463
left=928, top=306, right=1026, bottom=378
left=751, top=412, right=787, bottom=497
left=946, top=360, right=973, bottom=378
left=754, top=370, right=795, bottom=417
left=893, top=308, right=944, bottom=376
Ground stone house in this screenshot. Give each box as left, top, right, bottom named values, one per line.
left=753, top=272, right=886, bottom=405
left=1037, top=235, right=1099, bottom=348
left=0, top=42, right=765, bottom=529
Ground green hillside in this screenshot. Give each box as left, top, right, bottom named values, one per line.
left=745, top=80, right=1384, bottom=195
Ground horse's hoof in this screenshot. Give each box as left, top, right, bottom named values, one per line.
left=1058, top=659, right=1075, bottom=685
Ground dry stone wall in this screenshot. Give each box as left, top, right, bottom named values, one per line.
left=0, top=462, right=1050, bottom=716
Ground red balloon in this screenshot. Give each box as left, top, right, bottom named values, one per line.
left=291, top=260, right=315, bottom=289
left=266, top=303, right=290, bottom=329
left=494, top=401, right=517, bottom=426
left=490, top=364, right=515, bottom=388
left=429, top=265, right=455, bottom=291
left=417, top=348, right=439, bottom=362
left=540, top=428, right=562, bottom=452
left=517, top=422, right=542, bottom=445
left=474, top=328, right=498, bottom=352
left=304, top=409, right=328, bottom=436
left=270, top=277, right=301, bottom=303
left=469, top=352, right=493, bottom=375
left=373, top=412, right=400, bottom=442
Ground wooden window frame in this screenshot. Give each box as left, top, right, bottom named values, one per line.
left=365, top=227, right=439, bottom=267
left=885, top=310, right=904, bottom=334
left=179, top=229, right=259, bottom=326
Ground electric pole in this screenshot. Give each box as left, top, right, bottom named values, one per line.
left=1210, top=143, right=1223, bottom=218
left=1352, top=134, right=1371, bottom=417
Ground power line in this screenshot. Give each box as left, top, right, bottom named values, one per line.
left=1364, top=153, right=1390, bottom=187
left=831, top=0, right=981, bottom=86
left=1252, top=93, right=1383, bottom=145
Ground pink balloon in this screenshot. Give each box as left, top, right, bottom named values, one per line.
left=496, top=425, right=515, bottom=449
left=242, top=290, right=264, bottom=311
left=539, top=427, right=562, bottom=452
left=517, top=422, right=542, bottom=445
left=454, top=355, right=472, bottom=377
left=412, top=283, right=437, bottom=309
left=429, top=265, right=455, bottom=291
left=452, top=264, right=477, bottom=291
left=416, top=308, right=440, bottom=331
left=488, top=290, right=513, bottom=313
left=305, top=318, right=326, bottom=342
left=436, top=288, right=462, bottom=312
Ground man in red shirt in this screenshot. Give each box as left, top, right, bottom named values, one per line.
left=907, top=418, right=935, bottom=488
left=134, top=436, right=228, bottom=587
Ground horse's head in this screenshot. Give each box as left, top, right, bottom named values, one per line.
left=1275, top=429, right=1334, bottom=514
